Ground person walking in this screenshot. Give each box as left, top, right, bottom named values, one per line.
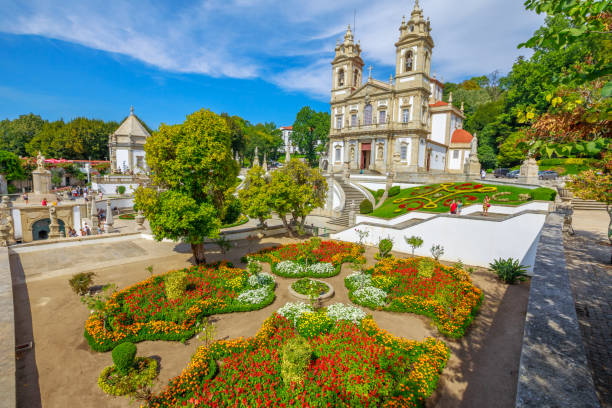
left=457, top=199, right=463, bottom=215
left=481, top=169, right=486, bottom=180
left=482, top=195, right=491, bottom=216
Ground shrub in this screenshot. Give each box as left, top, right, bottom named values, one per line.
left=388, top=186, right=400, bottom=197
left=377, top=238, right=393, bottom=259
left=69, top=272, right=96, bottom=296
left=280, top=336, right=312, bottom=385
left=117, top=185, right=126, bottom=195
left=223, top=198, right=242, bottom=225
left=345, top=272, right=372, bottom=290
left=430, top=244, right=444, bottom=261
left=352, top=286, right=387, bottom=308
left=489, top=258, right=529, bottom=284
left=237, top=287, right=271, bottom=304
left=308, top=236, right=322, bottom=249
left=276, top=302, right=313, bottom=326
left=112, top=342, right=137, bottom=375
left=375, top=189, right=385, bottom=199
left=296, top=312, right=334, bottom=338
left=164, top=271, right=188, bottom=300
left=325, top=303, right=366, bottom=324
left=359, top=199, right=373, bottom=214
left=417, top=258, right=435, bottom=278
left=98, top=357, right=158, bottom=396
left=275, top=260, right=306, bottom=276
left=405, top=235, right=423, bottom=255
left=306, top=262, right=334, bottom=276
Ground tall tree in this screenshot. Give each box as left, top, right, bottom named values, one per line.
left=291, top=107, right=330, bottom=167
left=238, top=165, right=272, bottom=227
left=268, top=159, right=327, bottom=237
left=0, top=150, right=25, bottom=181
left=0, top=113, right=45, bottom=156
left=134, top=109, right=238, bottom=264
left=245, top=122, right=283, bottom=162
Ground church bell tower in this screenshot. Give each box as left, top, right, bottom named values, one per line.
left=331, top=25, right=364, bottom=102
left=394, top=0, right=434, bottom=83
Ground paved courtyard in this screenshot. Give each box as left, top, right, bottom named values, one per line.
left=564, top=210, right=612, bottom=408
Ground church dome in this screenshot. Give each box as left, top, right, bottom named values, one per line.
left=450, top=128, right=473, bottom=144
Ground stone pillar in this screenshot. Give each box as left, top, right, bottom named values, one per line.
left=1, top=196, right=14, bottom=244
left=135, top=209, right=146, bottom=231
left=104, top=199, right=114, bottom=233
left=89, top=199, right=98, bottom=234
left=463, top=154, right=481, bottom=178
left=49, top=207, right=61, bottom=239
left=262, top=153, right=268, bottom=172
left=32, top=169, right=52, bottom=195
left=518, top=157, right=539, bottom=184
left=285, top=148, right=290, bottom=163
left=0, top=175, right=7, bottom=195
left=252, top=147, right=260, bottom=167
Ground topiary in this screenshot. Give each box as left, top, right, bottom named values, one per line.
left=359, top=199, right=373, bottom=214
left=281, top=336, right=312, bottom=386
left=112, top=342, right=137, bottom=375
left=388, top=186, right=400, bottom=197
left=117, top=185, right=126, bottom=195
left=164, top=271, right=189, bottom=300
left=377, top=238, right=393, bottom=259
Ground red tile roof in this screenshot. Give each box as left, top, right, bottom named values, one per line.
left=429, top=101, right=448, bottom=107
left=280, top=126, right=293, bottom=130
left=451, top=128, right=473, bottom=144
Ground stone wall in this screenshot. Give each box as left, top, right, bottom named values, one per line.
left=0, top=247, right=15, bottom=408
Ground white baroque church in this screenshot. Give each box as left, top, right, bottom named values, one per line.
left=325, top=1, right=480, bottom=180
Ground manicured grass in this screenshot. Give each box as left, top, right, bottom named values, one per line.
left=220, top=214, right=249, bottom=229
left=370, top=182, right=556, bottom=219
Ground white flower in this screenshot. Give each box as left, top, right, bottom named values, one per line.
left=276, top=302, right=313, bottom=326
left=325, top=303, right=366, bottom=324
left=353, top=286, right=387, bottom=307
left=346, top=272, right=372, bottom=288
left=248, top=272, right=275, bottom=287
left=237, top=287, right=270, bottom=304
left=275, top=261, right=305, bottom=276
left=306, top=262, right=335, bottom=276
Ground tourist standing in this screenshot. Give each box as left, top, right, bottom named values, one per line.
left=457, top=199, right=463, bottom=215
left=22, top=193, right=28, bottom=205
left=481, top=169, right=486, bottom=180
left=450, top=200, right=458, bottom=215
left=41, top=198, right=47, bottom=206
left=482, top=195, right=491, bottom=216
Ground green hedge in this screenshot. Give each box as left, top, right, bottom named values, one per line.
left=388, top=186, right=400, bottom=197
left=360, top=199, right=373, bottom=214
left=530, top=187, right=557, bottom=201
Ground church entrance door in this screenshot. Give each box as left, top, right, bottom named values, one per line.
left=426, top=148, right=432, bottom=171
left=360, top=143, right=371, bottom=169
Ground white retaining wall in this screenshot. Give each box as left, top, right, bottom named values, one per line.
left=332, top=212, right=547, bottom=271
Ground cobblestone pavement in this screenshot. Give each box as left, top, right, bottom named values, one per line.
left=564, top=210, right=612, bottom=408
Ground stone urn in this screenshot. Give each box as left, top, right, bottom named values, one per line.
left=135, top=210, right=146, bottom=231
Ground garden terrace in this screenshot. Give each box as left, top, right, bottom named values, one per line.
left=370, top=182, right=556, bottom=218
left=84, top=262, right=275, bottom=351
left=246, top=240, right=364, bottom=278
left=149, top=307, right=450, bottom=408
left=346, top=257, right=483, bottom=338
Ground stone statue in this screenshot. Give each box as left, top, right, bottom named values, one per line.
left=36, top=151, right=45, bottom=170
left=49, top=206, right=58, bottom=225
left=377, top=143, right=384, bottom=160
left=470, top=135, right=478, bottom=155
left=49, top=206, right=61, bottom=239
left=350, top=145, right=355, bottom=162
left=252, top=147, right=260, bottom=167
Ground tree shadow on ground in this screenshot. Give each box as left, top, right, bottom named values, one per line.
left=9, top=253, right=42, bottom=408
left=429, top=269, right=530, bottom=408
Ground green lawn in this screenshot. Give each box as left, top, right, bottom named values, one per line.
left=369, top=182, right=556, bottom=218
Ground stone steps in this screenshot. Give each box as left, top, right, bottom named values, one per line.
left=573, top=199, right=608, bottom=211
left=328, top=178, right=367, bottom=227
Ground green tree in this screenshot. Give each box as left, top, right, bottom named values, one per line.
left=0, top=150, right=25, bottom=181
left=221, top=113, right=248, bottom=162
left=291, top=107, right=330, bottom=167
left=268, top=159, right=327, bottom=237
left=245, top=122, right=283, bottom=163
left=238, top=165, right=272, bottom=227
left=0, top=113, right=45, bottom=156
left=134, top=109, right=238, bottom=264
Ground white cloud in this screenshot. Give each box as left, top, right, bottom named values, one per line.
left=0, top=0, right=544, bottom=99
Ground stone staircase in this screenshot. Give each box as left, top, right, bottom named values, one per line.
left=572, top=199, right=608, bottom=211
left=328, top=177, right=368, bottom=228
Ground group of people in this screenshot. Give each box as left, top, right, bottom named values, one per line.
left=449, top=195, right=492, bottom=216
left=67, top=222, right=106, bottom=237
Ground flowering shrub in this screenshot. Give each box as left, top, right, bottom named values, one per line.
left=346, top=271, right=372, bottom=288
left=353, top=286, right=388, bottom=308
left=276, top=302, right=313, bottom=326
left=347, top=257, right=483, bottom=338
left=247, top=240, right=364, bottom=278
left=306, top=262, right=334, bottom=276
left=148, top=313, right=449, bottom=408
left=248, top=272, right=274, bottom=287
left=84, top=263, right=275, bottom=351
left=237, top=287, right=270, bottom=304
left=325, top=303, right=366, bottom=324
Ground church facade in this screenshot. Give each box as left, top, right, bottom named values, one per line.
left=326, top=1, right=477, bottom=178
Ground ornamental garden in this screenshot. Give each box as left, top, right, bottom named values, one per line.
left=75, top=237, right=492, bottom=407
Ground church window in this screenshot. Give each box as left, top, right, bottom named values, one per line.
left=402, top=108, right=410, bottom=123
left=351, top=114, right=357, bottom=127
left=400, top=144, right=408, bottom=161
left=379, top=110, right=386, bottom=124
left=337, top=69, right=345, bottom=87
left=453, top=150, right=459, bottom=159
left=353, top=69, right=359, bottom=86
left=405, top=51, right=413, bottom=72
left=336, top=115, right=343, bottom=129
left=335, top=147, right=341, bottom=162
left=364, top=104, right=373, bottom=125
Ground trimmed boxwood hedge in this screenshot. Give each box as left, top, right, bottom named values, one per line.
left=360, top=199, right=373, bottom=214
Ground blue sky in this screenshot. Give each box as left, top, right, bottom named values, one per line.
left=0, top=0, right=543, bottom=130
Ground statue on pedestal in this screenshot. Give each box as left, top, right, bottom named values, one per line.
left=252, top=147, right=260, bottom=167
left=36, top=151, right=45, bottom=170
left=49, top=206, right=61, bottom=239
left=104, top=199, right=114, bottom=233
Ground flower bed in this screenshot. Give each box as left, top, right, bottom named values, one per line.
left=84, top=263, right=276, bottom=351
left=246, top=240, right=364, bottom=278
left=118, top=213, right=136, bottom=220
left=148, top=303, right=449, bottom=408
left=346, top=258, right=483, bottom=338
